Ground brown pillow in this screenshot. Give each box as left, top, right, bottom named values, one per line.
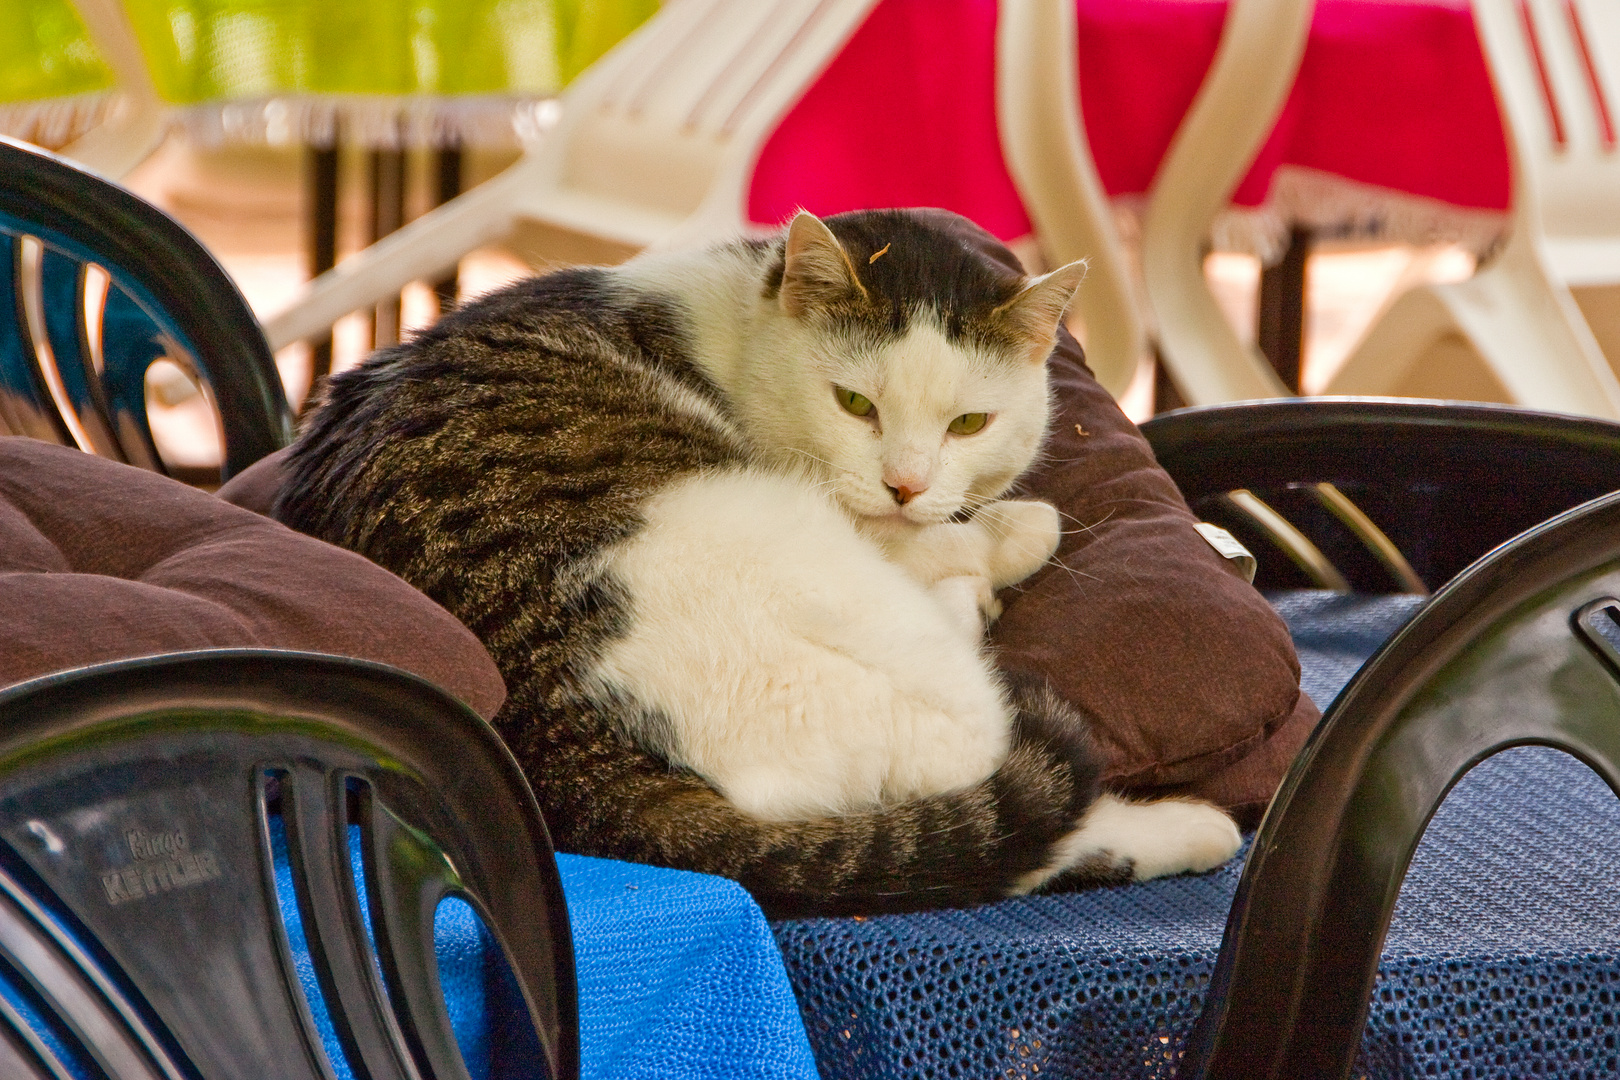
left=925, top=213, right=1317, bottom=826
left=0, top=438, right=505, bottom=721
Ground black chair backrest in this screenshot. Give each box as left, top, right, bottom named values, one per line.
left=0, top=650, right=577, bottom=1080
left=1144, top=399, right=1620, bottom=592
left=1182, top=487, right=1620, bottom=1079
left=0, top=137, right=292, bottom=481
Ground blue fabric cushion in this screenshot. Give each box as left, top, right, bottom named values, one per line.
left=560, top=854, right=820, bottom=1080
left=261, top=835, right=820, bottom=1080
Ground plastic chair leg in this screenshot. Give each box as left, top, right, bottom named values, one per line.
left=1324, top=283, right=1461, bottom=398
left=1327, top=247, right=1620, bottom=420
left=56, top=99, right=167, bottom=181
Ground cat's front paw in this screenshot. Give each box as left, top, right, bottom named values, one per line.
left=933, top=574, right=1002, bottom=638
left=980, top=499, right=1062, bottom=587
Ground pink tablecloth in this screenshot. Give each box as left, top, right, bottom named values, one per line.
left=748, top=0, right=1511, bottom=254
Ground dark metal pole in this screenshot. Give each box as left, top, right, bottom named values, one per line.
left=1257, top=226, right=1311, bottom=393
left=368, top=141, right=406, bottom=349
left=303, top=133, right=339, bottom=412
left=433, top=141, right=463, bottom=315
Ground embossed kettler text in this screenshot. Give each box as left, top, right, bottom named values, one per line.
left=101, top=827, right=221, bottom=905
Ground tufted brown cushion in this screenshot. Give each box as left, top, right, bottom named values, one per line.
left=224, top=215, right=1317, bottom=827
left=0, top=438, right=505, bottom=720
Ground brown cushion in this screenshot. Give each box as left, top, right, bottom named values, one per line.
left=929, top=212, right=1318, bottom=822
left=215, top=446, right=290, bottom=517
left=0, top=438, right=505, bottom=720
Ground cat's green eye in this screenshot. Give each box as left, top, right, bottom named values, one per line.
left=836, top=387, right=875, bottom=418
left=949, top=412, right=989, bottom=436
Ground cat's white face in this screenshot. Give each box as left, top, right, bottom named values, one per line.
left=732, top=211, right=1083, bottom=525
left=753, top=317, right=1051, bottom=524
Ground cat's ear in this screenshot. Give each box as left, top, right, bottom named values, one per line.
left=779, top=211, right=870, bottom=318
left=993, top=260, right=1088, bottom=363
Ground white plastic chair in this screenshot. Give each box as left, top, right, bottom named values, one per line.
left=995, top=0, right=1144, bottom=399
left=264, top=0, right=881, bottom=351
left=1322, top=0, right=1620, bottom=420
left=55, top=0, right=170, bottom=180
left=1137, top=0, right=1313, bottom=406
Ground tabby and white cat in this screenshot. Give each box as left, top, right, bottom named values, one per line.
left=276, top=209, right=1240, bottom=917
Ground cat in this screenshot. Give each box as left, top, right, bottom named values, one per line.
left=275, top=208, right=1241, bottom=918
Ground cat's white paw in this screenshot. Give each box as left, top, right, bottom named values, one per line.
left=932, top=574, right=1000, bottom=638
left=981, top=499, right=1062, bottom=587
left=1085, top=795, right=1242, bottom=881
left=1014, top=793, right=1241, bottom=892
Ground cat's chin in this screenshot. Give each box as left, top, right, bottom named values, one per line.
left=849, top=503, right=956, bottom=529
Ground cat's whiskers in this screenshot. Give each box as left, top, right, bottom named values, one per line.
left=781, top=446, right=861, bottom=488
left=783, top=446, right=837, bottom=471
left=1052, top=560, right=1102, bottom=584
left=1055, top=506, right=1115, bottom=533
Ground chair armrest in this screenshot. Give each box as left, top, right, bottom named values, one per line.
left=1143, top=398, right=1620, bottom=592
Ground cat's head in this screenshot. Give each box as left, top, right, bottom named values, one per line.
left=745, top=210, right=1085, bottom=525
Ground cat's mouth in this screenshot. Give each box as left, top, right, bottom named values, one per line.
left=859, top=500, right=956, bottom=526
left=835, top=479, right=959, bottom=525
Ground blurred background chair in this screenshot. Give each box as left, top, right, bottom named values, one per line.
left=263, top=0, right=882, bottom=353
left=1324, top=0, right=1620, bottom=420
left=1137, top=0, right=1312, bottom=407
left=0, top=0, right=120, bottom=161
left=5, top=0, right=658, bottom=401
left=49, top=0, right=168, bottom=180
left=996, top=0, right=1145, bottom=398
left=998, top=0, right=1311, bottom=406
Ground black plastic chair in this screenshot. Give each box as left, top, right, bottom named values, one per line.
left=1141, top=400, right=1620, bottom=1077
left=0, top=650, right=577, bottom=1080
left=1143, top=397, right=1620, bottom=594
left=0, top=136, right=292, bottom=482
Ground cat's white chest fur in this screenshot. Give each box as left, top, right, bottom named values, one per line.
left=589, top=468, right=1051, bottom=819
left=585, top=214, right=1080, bottom=821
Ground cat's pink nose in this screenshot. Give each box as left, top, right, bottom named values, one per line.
left=888, top=482, right=926, bottom=505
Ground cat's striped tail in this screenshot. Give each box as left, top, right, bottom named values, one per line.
left=509, top=674, right=1121, bottom=919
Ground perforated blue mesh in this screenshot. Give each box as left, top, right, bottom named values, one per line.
left=775, top=592, right=1620, bottom=1078
left=775, top=744, right=1620, bottom=1079
left=1266, top=588, right=1428, bottom=710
